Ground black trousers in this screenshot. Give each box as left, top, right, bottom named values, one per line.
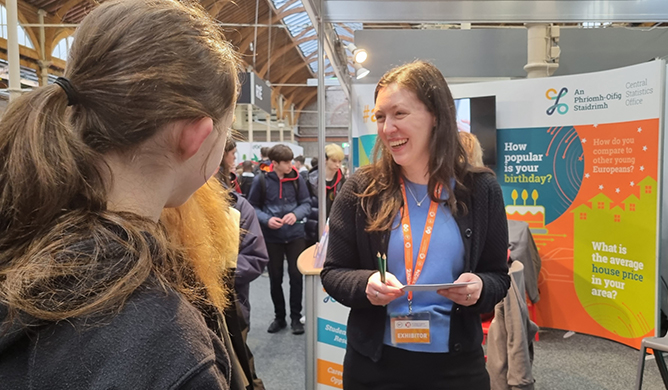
left=343, top=344, right=490, bottom=390
left=265, top=239, right=305, bottom=321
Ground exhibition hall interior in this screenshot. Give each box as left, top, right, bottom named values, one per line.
left=2, top=0, right=668, bottom=389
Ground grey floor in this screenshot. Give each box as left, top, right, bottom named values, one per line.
left=246, top=271, right=666, bottom=390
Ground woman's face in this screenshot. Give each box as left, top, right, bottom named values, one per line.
left=375, top=83, right=434, bottom=174
left=224, top=147, right=237, bottom=172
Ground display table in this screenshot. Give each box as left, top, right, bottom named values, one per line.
left=298, top=245, right=350, bottom=390
left=297, top=244, right=320, bottom=276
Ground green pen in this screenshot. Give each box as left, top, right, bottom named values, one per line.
left=376, top=252, right=383, bottom=283
left=377, top=252, right=387, bottom=284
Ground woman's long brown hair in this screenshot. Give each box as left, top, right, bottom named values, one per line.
left=0, top=0, right=240, bottom=323
left=359, top=61, right=489, bottom=232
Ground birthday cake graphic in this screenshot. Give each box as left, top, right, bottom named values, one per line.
left=506, top=189, right=548, bottom=235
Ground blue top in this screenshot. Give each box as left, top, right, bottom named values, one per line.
left=382, top=179, right=465, bottom=353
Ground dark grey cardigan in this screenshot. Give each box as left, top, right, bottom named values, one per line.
left=0, top=234, right=232, bottom=390
left=321, top=169, right=510, bottom=362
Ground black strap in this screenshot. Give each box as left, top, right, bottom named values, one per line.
left=259, top=171, right=266, bottom=206
left=54, top=77, right=79, bottom=106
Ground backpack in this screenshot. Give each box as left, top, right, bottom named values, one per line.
left=257, top=170, right=300, bottom=206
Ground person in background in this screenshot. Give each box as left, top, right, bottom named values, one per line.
left=258, top=146, right=271, bottom=173
left=216, top=155, right=270, bottom=390
left=216, top=155, right=270, bottom=330
left=341, top=165, right=350, bottom=179
left=458, top=131, right=485, bottom=168
left=224, top=189, right=268, bottom=390
left=0, top=1, right=241, bottom=388
left=304, top=156, right=318, bottom=247
left=248, top=144, right=311, bottom=335
left=321, top=61, right=510, bottom=390
left=294, top=155, right=308, bottom=175
left=305, top=144, right=347, bottom=246
left=309, top=156, right=318, bottom=173
left=239, top=160, right=255, bottom=198
left=161, top=178, right=263, bottom=390
left=313, top=144, right=346, bottom=217
left=223, top=139, right=242, bottom=194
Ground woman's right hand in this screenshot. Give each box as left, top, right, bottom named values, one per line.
left=366, top=272, right=405, bottom=306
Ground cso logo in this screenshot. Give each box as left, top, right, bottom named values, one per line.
left=546, top=87, right=569, bottom=115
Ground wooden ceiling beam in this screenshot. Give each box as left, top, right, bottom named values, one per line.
left=274, top=5, right=305, bottom=22
left=276, top=56, right=314, bottom=83
left=15, top=0, right=39, bottom=15
left=276, top=0, right=299, bottom=13
left=257, top=29, right=314, bottom=78
left=294, top=89, right=317, bottom=123
left=52, top=0, right=87, bottom=19
left=238, top=27, right=265, bottom=56
left=13, top=6, right=39, bottom=59
left=237, top=4, right=305, bottom=54
left=283, top=86, right=299, bottom=100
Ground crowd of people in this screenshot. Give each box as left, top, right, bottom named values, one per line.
left=221, top=143, right=349, bottom=336
left=0, top=1, right=506, bottom=389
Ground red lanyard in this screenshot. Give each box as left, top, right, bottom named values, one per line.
left=400, top=179, right=442, bottom=302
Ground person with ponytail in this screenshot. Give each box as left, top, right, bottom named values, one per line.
left=321, top=61, right=510, bottom=389
left=212, top=147, right=269, bottom=390
left=0, top=0, right=241, bottom=388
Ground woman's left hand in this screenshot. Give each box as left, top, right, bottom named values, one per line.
left=437, top=273, right=483, bottom=306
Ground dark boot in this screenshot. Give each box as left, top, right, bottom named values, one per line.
left=291, top=318, right=304, bottom=335
left=267, top=318, right=287, bottom=333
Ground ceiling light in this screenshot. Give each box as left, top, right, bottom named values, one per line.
left=354, top=50, right=367, bottom=64
left=346, top=43, right=368, bottom=64
left=353, top=62, right=370, bottom=79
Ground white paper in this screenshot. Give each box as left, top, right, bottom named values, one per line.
left=400, top=282, right=478, bottom=292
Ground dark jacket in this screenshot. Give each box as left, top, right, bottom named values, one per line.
left=229, top=172, right=242, bottom=195
left=305, top=167, right=346, bottom=241
left=247, top=167, right=311, bottom=244
left=239, top=173, right=255, bottom=199
left=487, top=260, right=538, bottom=390
left=321, top=169, right=510, bottom=362
left=258, top=159, right=272, bottom=173
left=0, top=284, right=230, bottom=390
left=230, top=192, right=269, bottom=325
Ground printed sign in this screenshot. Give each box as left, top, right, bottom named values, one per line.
left=451, top=61, right=664, bottom=348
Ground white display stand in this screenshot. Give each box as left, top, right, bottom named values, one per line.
left=298, top=245, right=350, bottom=390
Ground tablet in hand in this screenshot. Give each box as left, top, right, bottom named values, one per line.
left=400, top=281, right=478, bottom=292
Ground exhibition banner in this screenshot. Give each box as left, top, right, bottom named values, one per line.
left=316, top=279, right=350, bottom=389
left=451, top=61, right=664, bottom=348
left=351, top=84, right=379, bottom=168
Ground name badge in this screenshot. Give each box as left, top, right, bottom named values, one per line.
left=390, top=312, right=431, bottom=344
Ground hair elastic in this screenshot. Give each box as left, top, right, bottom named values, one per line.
left=54, top=77, right=79, bottom=106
